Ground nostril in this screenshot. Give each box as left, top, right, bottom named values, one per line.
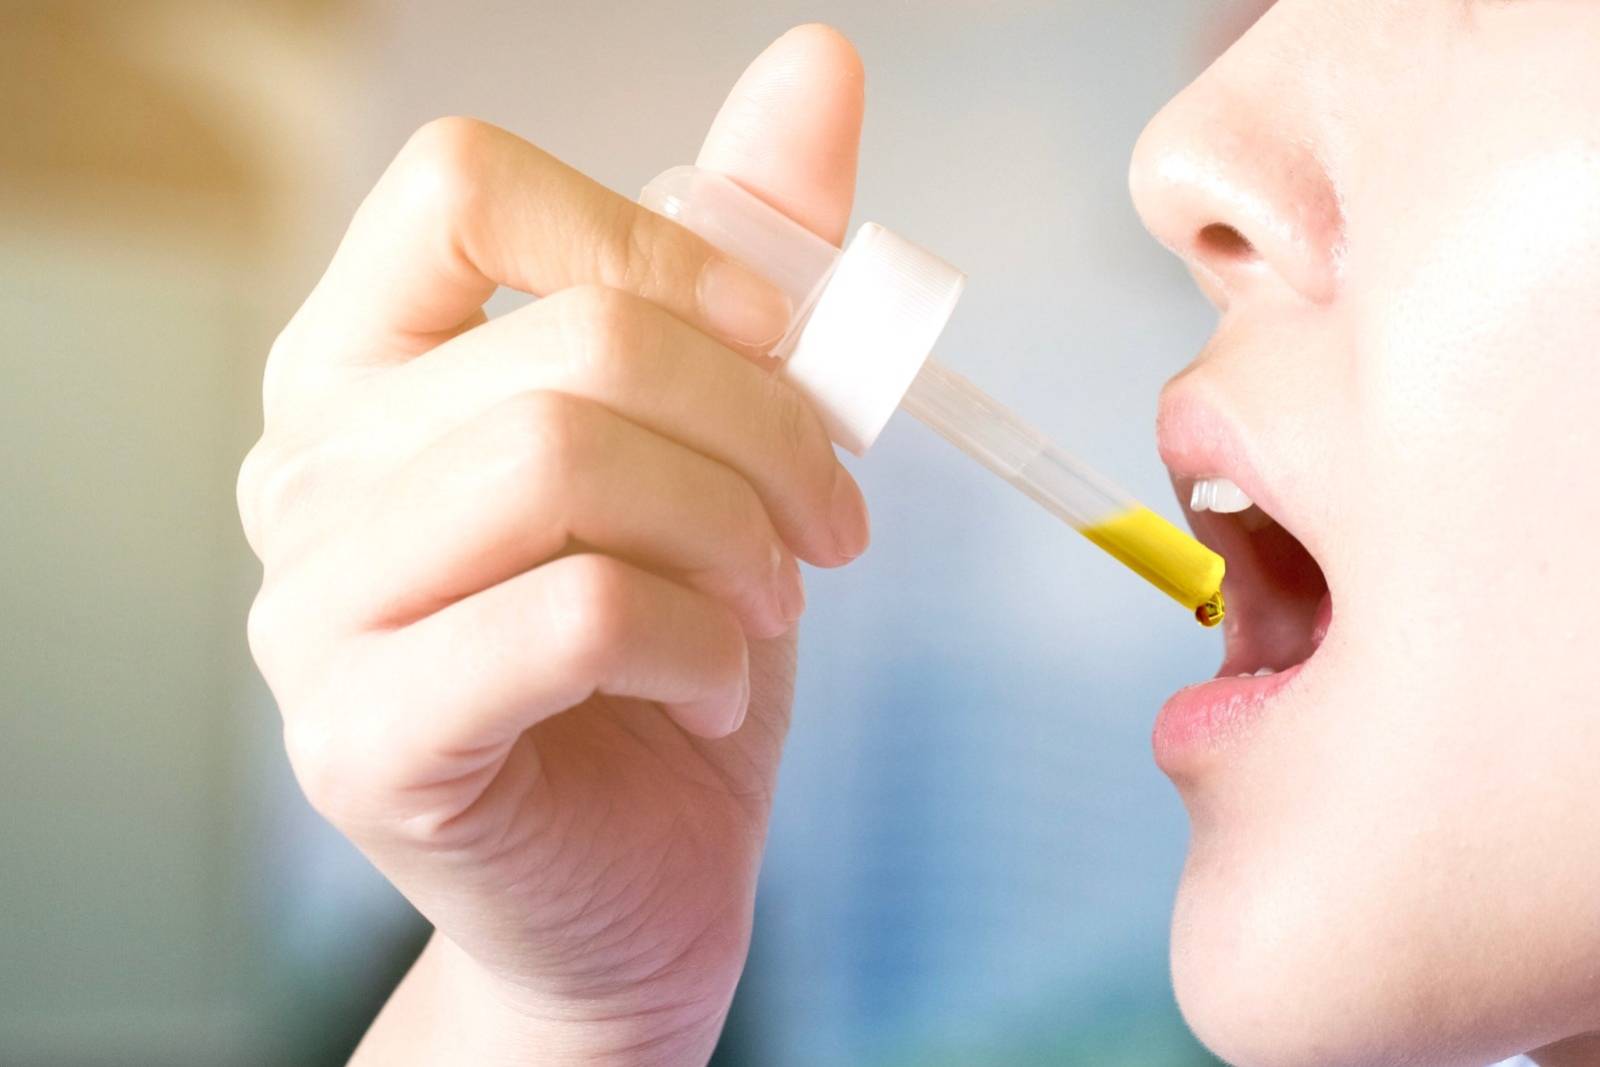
left=1197, top=223, right=1257, bottom=262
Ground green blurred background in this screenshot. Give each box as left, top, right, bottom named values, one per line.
left=0, top=1, right=1263, bottom=1062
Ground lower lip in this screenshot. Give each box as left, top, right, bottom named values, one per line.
left=1153, top=590, right=1333, bottom=776
left=1152, top=662, right=1305, bottom=775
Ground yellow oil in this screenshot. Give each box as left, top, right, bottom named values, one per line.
left=1081, top=507, right=1227, bottom=627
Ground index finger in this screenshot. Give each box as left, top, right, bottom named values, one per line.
left=291, top=116, right=792, bottom=367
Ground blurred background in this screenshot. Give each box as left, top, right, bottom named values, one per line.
left=1, top=1, right=1267, bottom=1063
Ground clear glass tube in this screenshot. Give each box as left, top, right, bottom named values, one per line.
left=903, top=359, right=1226, bottom=626
left=642, top=165, right=1226, bottom=626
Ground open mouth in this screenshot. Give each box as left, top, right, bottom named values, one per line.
left=1185, top=476, right=1333, bottom=680
left=1149, top=465, right=1335, bottom=770
left=1150, top=390, right=1337, bottom=768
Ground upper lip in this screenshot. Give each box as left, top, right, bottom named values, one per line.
left=1156, top=383, right=1297, bottom=546
left=1156, top=378, right=1333, bottom=676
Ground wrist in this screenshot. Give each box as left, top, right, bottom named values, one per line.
left=354, top=933, right=733, bottom=1067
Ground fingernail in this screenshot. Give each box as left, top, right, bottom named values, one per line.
left=698, top=257, right=792, bottom=349
left=775, top=548, right=806, bottom=627
left=830, top=468, right=871, bottom=562
left=726, top=649, right=751, bottom=735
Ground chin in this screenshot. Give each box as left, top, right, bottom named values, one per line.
left=1167, top=850, right=1551, bottom=1067
left=1168, top=878, right=1402, bottom=1067
left=1169, top=856, right=1313, bottom=1067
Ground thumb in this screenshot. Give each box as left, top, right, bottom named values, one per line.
left=696, top=24, right=865, bottom=247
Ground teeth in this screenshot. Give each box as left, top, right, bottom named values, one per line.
left=1190, top=477, right=1254, bottom=514
left=1253, top=666, right=1277, bottom=677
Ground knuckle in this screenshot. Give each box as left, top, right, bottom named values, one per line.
left=282, top=679, right=419, bottom=834
left=394, top=115, right=499, bottom=224
left=242, top=438, right=323, bottom=542
left=246, top=582, right=321, bottom=698
left=490, top=390, right=591, bottom=489
left=282, top=716, right=354, bottom=824
left=548, top=554, right=632, bottom=674
left=549, top=285, right=659, bottom=387
left=559, top=283, right=636, bottom=341
left=601, top=201, right=678, bottom=295
left=266, top=318, right=301, bottom=365
left=235, top=439, right=271, bottom=547
left=244, top=587, right=287, bottom=677
left=259, top=323, right=301, bottom=419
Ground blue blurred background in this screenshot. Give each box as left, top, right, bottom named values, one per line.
left=0, top=1, right=1260, bottom=1062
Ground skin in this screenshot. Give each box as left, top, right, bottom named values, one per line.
left=1130, top=2, right=1600, bottom=1065
left=239, top=7, right=1600, bottom=1067
left=239, top=26, right=868, bottom=1065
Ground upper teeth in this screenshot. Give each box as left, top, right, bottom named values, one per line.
left=1191, top=477, right=1254, bottom=514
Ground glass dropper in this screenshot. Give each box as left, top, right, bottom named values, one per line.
left=902, top=358, right=1225, bottom=626
left=641, top=166, right=1226, bottom=626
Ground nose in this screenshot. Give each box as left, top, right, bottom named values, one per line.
left=1129, top=44, right=1344, bottom=309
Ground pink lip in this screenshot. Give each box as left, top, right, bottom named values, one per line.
left=1157, top=388, right=1283, bottom=530
left=1153, top=587, right=1332, bottom=776
left=1152, top=662, right=1305, bottom=772
left=1151, top=384, right=1335, bottom=777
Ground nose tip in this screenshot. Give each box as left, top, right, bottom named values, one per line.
left=1129, top=80, right=1344, bottom=308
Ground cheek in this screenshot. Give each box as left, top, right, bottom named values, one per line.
left=1348, top=147, right=1600, bottom=923
left=1169, top=148, right=1600, bottom=1064
left=1204, top=145, right=1600, bottom=1055
left=1358, top=145, right=1600, bottom=673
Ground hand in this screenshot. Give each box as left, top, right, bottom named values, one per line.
left=236, top=26, right=866, bottom=1066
